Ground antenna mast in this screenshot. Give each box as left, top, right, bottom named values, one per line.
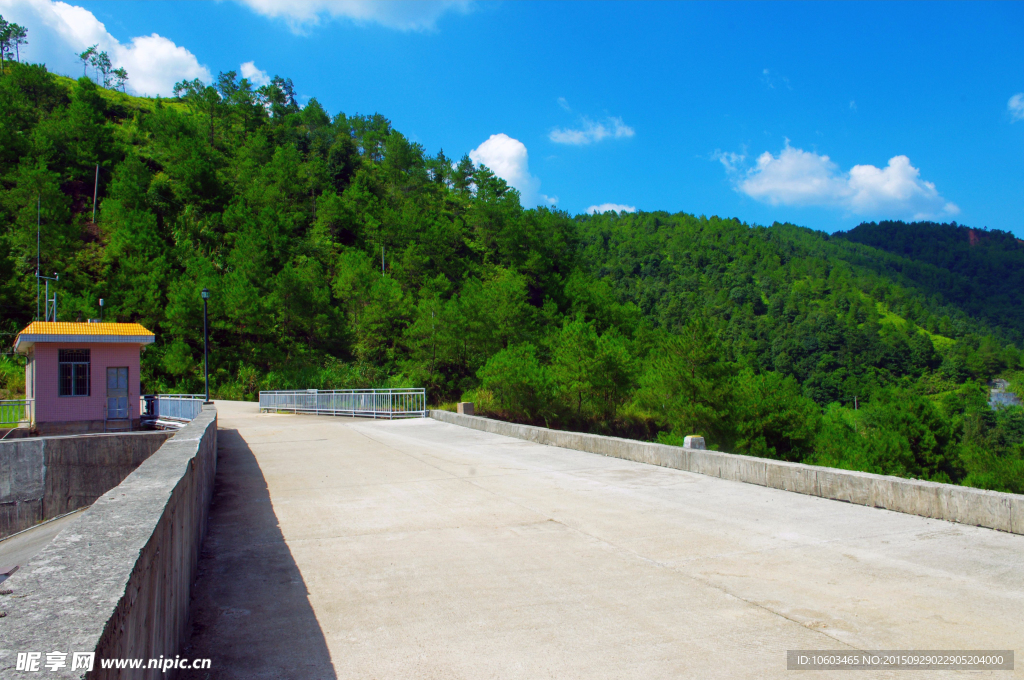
left=35, top=196, right=60, bottom=322
left=92, top=163, right=99, bottom=223
left=39, top=273, right=59, bottom=322
left=36, top=196, right=40, bottom=321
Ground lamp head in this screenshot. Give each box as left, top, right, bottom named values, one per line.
left=201, top=288, right=210, bottom=300
left=98, top=298, right=104, bottom=307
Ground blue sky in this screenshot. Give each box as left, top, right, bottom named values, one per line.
left=3, top=0, right=1022, bottom=236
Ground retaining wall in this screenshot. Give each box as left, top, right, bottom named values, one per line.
left=0, top=431, right=173, bottom=539
left=0, top=406, right=217, bottom=679
left=430, top=410, right=1024, bottom=535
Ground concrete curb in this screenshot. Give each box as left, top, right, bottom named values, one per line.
left=429, top=410, right=1024, bottom=535
left=0, top=407, right=218, bottom=679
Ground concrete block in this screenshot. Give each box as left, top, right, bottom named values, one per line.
left=457, top=402, right=474, bottom=415
left=0, top=499, right=44, bottom=539
left=689, top=449, right=716, bottom=478
left=1011, top=495, right=1024, bottom=535
left=683, top=435, right=705, bottom=449
left=0, top=439, right=45, bottom=505
left=891, top=479, right=942, bottom=521
left=730, top=455, right=768, bottom=486
left=648, top=443, right=684, bottom=469
left=765, top=460, right=816, bottom=496
left=943, top=486, right=1012, bottom=532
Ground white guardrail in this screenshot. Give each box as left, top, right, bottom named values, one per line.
left=259, top=389, right=427, bottom=419
left=141, top=394, right=206, bottom=425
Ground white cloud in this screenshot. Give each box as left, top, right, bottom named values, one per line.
left=549, top=116, right=634, bottom=145
left=586, top=203, right=636, bottom=215
left=235, top=0, right=471, bottom=33
left=731, top=142, right=958, bottom=220
left=1009, top=93, right=1024, bottom=122
left=762, top=68, right=791, bottom=90
left=114, top=35, right=211, bottom=96
left=240, top=60, right=271, bottom=87
left=0, top=0, right=210, bottom=96
left=557, top=96, right=571, bottom=112
left=712, top=150, right=745, bottom=173
left=469, top=133, right=555, bottom=208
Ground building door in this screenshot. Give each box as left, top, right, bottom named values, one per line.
left=106, top=367, right=129, bottom=419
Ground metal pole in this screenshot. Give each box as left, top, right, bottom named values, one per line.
left=36, top=197, right=40, bottom=321
left=92, top=164, right=99, bottom=223
left=203, top=296, right=210, bottom=403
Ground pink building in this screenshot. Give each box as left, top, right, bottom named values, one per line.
left=14, top=322, right=155, bottom=435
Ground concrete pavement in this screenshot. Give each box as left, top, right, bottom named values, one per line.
left=0, top=509, right=85, bottom=580
left=181, top=401, right=1023, bottom=678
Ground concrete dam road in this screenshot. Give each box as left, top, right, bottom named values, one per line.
left=181, top=401, right=1024, bottom=679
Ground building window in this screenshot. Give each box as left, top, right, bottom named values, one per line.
left=58, top=349, right=90, bottom=396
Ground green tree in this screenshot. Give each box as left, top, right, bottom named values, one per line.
left=635, top=318, right=734, bottom=446
left=92, top=51, right=112, bottom=87
left=861, top=389, right=955, bottom=481
left=477, top=343, right=553, bottom=419
left=111, top=67, right=128, bottom=92
left=0, top=16, right=9, bottom=73
left=551, top=316, right=635, bottom=419
left=78, top=44, right=97, bottom=79
left=732, top=370, right=819, bottom=461
left=173, top=78, right=222, bottom=144
left=8, top=21, right=27, bottom=64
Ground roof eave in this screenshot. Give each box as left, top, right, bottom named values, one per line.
left=13, top=335, right=156, bottom=354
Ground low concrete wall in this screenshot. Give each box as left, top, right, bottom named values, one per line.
left=0, top=431, right=173, bottom=539
left=35, top=420, right=143, bottom=437
left=430, top=410, right=1024, bottom=535
left=0, top=406, right=217, bottom=679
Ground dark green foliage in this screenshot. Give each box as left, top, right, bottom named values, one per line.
left=0, top=58, right=1021, bottom=492
left=477, top=343, right=553, bottom=420
left=836, top=221, right=1024, bottom=343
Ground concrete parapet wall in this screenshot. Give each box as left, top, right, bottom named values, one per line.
left=0, top=407, right=217, bottom=679
left=429, top=410, right=1024, bottom=535
left=0, top=431, right=173, bottom=539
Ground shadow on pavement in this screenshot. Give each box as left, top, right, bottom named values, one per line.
left=179, top=428, right=336, bottom=679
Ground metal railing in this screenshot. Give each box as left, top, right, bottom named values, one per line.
left=259, top=389, right=427, bottom=419
left=141, top=394, right=206, bottom=425
left=0, top=399, right=33, bottom=427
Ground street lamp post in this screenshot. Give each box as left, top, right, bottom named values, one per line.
left=201, top=288, right=211, bottom=404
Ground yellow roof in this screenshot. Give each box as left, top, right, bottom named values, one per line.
left=14, top=321, right=155, bottom=353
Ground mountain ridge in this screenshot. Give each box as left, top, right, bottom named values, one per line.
left=0, top=60, right=1020, bottom=492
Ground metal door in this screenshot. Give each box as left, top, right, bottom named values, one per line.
left=106, top=367, right=129, bottom=419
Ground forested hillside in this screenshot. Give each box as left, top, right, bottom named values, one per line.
left=0, top=58, right=1021, bottom=492
left=835, top=220, right=1024, bottom=342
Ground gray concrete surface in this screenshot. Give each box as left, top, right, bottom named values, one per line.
left=0, top=509, right=86, bottom=578
left=431, top=410, right=1024, bottom=534
left=0, top=407, right=217, bottom=680
left=0, top=430, right=172, bottom=538
left=182, top=401, right=1023, bottom=679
